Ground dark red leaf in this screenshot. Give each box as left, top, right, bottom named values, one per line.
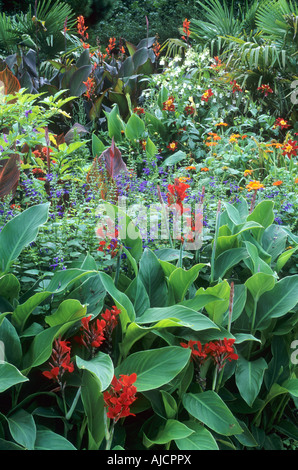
left=0, top=154, right=20, bottom=200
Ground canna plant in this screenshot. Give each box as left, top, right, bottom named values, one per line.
left=0, top=196, right=297, bottom=450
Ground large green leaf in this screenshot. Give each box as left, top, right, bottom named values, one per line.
left=0, top=273, right=20, bottom=304
left=139, top=249, right=168, bottom=308
left=22, top=322, right=77, bottom=374
left=175, top=420, right=219, bottom=450
left=214, top=247, right=249, bottom=280
left=7, top=410, right=36, bottom=450
left=97, top=271, right=135, bottom=331
left=245, top=273, right=275, bottom=302
left=34, top=429, right=76, bottom=450
left=12, top=269, right=96, bottom=333
left=0, top=203, right=49, bottom=274
left=76, top=352, right=114, bottom=392
left=45, top=299, right=87, bottom=327
left=80, top=372, right=106, bottom=450
left=105, top=104, right=125, bottom=142
left=0, top=362, right=28, bottom=393
left=125, top=113, right=145, bottom=141
left=136, top=304, right=219, bottom=332
left=235, top=355, right=268, bottom=407
left=168, top=264, right=205, bottom=303
left=143, top=419, right=194, bottom=448
left=182, top=391, right=243, bottom=436
left=255, top=275, right=298, bottom=330
left=115, top=346, right=191, bottom=392
left=196, top=280, right=230, bottom=326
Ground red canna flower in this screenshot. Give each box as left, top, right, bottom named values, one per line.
left=42, top=338, right=74, bottom=388
left=74, top=315, right=106, bottom=352
left=257, top=84, right=273, bottom=97
left=204, top=338, right=238, bottom=371
left=180, top=340, right=207, bottom=364
left=167, top=178, right=190, bottom=211
left=101, top=306, right=121, bottom=336
left=103, top=373, right=138, bottom=422
left=201, top=88, right=214, bottom=102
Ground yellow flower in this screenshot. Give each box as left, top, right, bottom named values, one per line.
left=178, top=176, right=191, bottom=182
left=246, top=180, right=264, bottom=191
left=244, top=169, right=253, bottom=176
left=215, top=122, right=228, bottom=127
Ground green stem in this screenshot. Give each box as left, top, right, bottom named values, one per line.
left=212, top=367, right=218, bottom=391
left=105, top=416, right=115, bottom=450
left=210, top=200, right=221, bottom=284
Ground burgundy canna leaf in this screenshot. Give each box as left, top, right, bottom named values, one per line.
left=0, top=154, right=20, bottom=200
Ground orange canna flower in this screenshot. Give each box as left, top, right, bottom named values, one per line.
left=181, top=18, right=190, bottom=41
left=83, top=76, right=96, bottom=100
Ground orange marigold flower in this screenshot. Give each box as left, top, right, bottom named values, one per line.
left=185, top=165, right=196, bottom=171
left=246, top=180, right=264, bottom=191
left=215, top=122, right=228, bottom=127
left=178, top=176, right=191, bottom=182
left=205, top=141, right=218, bottom=147
left=201, top=167, right=209, bottom=172
left=272, top=180, right=283, bottom=186
left=295, top=178, right=298, bottom=184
